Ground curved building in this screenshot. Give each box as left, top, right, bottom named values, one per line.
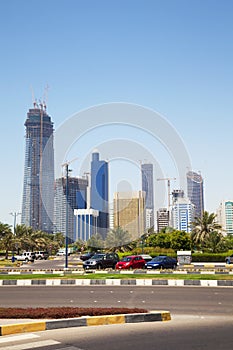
left=187, top=171, right=204, bottom=219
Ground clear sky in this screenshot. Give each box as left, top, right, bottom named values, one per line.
left=1, top=0, right=233, bottom=226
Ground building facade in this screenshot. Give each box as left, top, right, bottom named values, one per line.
left=171, top=197, right=195, bottom=233
left=114, top=191, right=145, bottom=239
left=54, top=176, right=88, bottom=242
left=157, top=208, right=170, bottom=232
left=141, top=163, right=154, bottom=230
left=74, top=208, right=99, bottom=241
left=90, top=151, right=109, bottom=238
left=217, top=200, right=233, bottom=235
left=21, top=104, right=54, bottom=233
left=187, top=171, right=204, bottom=219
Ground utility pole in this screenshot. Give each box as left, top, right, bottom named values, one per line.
left=62, top=157, right=79, bottom=269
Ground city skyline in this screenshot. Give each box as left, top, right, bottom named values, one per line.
left=1, top=1, right=233, bottom=226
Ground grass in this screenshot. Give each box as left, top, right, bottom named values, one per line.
left=0, top=272, right=233, bottom=280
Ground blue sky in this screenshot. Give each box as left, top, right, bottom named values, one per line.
left=1, top=0, right=233, bottom=226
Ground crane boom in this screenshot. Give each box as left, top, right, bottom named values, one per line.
left=157, top=177, right=176, bottom=208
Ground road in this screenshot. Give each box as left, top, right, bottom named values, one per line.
left=0, top=286, right=232, bottom=316
left=0, top=286, right=232, bottom=349
left=0, top=315, right=233, bottom=350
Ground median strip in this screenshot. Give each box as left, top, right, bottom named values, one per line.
left=0, top=311, right=171, bottom=336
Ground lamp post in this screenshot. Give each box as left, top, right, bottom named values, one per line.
left=9, top=212, right=21, bottom=261
left=62, top=157, right=78, bottom=270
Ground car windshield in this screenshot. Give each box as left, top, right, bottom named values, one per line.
left=121, top=257, right=132, bottom=262
left=91, top=254, right=104, bottom=260
left=151, top=256, right=165, bottom=262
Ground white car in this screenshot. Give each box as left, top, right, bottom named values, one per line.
left=15, top=252, right=35, bottom=262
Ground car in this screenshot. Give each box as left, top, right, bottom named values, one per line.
left=225, top=254, right=233, bottom=264
left=14, top=252, right=35, bottom=262
left=34, top=251, right=49, bottom=260
left=80, top=252, right=95, bottom=261
left=115, top=255, right=146, bottom=270
left=145, top=255, right=177, bottom=269
left=83, top=253, right=119, bottom=270
left=140, top=254, right=153, bottom=262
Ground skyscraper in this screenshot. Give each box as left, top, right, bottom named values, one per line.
left=157, top=208, right=169, bottom=232
left=217, top=200, right=233, bottom=235
left=54, top=176, right=88, bottom=242
left=141, top=163, right=154, bottom=230
left=21, top=103, right=54, bottom=233
left=187, top=171, right=204, bottom=219
left=90, top=151, right=109, bottom=238
left=114, top=191, right=145, bottom=239
left=171, top=197, right=195, bottom=233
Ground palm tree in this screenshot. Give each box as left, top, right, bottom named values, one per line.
left=0, top=222, right=13, bottom=259
left=105, top=227, right=133, bottom=252
left=191, top=211, right=222, bottom=249
left=203, top=231, right=226, bottom=253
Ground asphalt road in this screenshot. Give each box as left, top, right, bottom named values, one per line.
left=0, top=286, right=233, bottom=317
left=0, top=315, right=233, bottom=350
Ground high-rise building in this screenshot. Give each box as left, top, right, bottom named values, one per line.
left=187, top=171, right=204, bottom=219
left=74, top=208, right=99, bottom=241
left=171, top=197, right=195, bottom=233
left=91, top=151, right=109, bottom=238
left=217, top=200, right=233, bottom=235
left=114, top=191, right=145, bottom=239
left=157, top=208, right=169, bottom=232
left=21, top=103, right=54, bottom=233
left=172, top=189, right=184, bottom=203
left=54, top=176, right=88, bottom=242
left=141, top=163, right=154, bottom=230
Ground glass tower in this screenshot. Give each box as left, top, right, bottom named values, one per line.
left=187, top=171, right=204, bottom=219
left=90, top=151, right=109, bottom=238
left=141, top=163, right=154, bottom=230
left=21, top=104, right=54, bottom=233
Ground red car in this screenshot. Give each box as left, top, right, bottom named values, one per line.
left=115, top=255, right=146, bottom=270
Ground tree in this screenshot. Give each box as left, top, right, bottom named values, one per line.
left=87, top=233, right=104, bottom=251
left=148, top=233, right=171, bottom=249
left=203, top=231, right=227, bottom=253
left=0, top=222, right=13, bottom=259
left=105, top=227, right=132, bottom=252
left=170, top=230, right=191, bottom=251
left=191, top=211, right=222, bottom=249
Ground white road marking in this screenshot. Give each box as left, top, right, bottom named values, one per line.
left=0, top=333, right=39, bottom=344
left=2, top=339, right=60, bottom=350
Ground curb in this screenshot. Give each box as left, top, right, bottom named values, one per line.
left=0, top=311, right=171, bottom=336
left=0, top=278, right=233, bottom=287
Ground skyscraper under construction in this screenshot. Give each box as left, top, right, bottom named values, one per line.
left=21, top=102, right=54, bottom=233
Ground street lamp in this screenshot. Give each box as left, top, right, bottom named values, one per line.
left=9, top=212, right=21, bottom=261
left=62, top=157, right=78, bottom=269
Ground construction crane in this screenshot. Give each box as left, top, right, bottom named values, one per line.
left=157, top=177, right=176, bottom=209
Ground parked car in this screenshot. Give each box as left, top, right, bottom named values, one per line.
left=145, top=255, right=177, bottom=269
left=80, top=252, right=95, bottom=261
left=83, top=253, right=119, bottom=270
left=225, top=254, right=233, bottom=264
left=140, top=254, right=153, bottom=262
left=115, top=255, right=146, bottom=270
left=34, top=251, right=49, bottom=260
left=14, top=252, right=35, bottom=262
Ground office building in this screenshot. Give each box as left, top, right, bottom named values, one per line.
left=114, top=191, right=145, bottom=239
left=171, top=197, right=195, bottom=233
left=157, top=208, right=170, bottom=232
left=187, top=171, right=204, bottom=219
left=91, top=151, right=109, bottom=238
left=217, top=200, right=233, bottom=236
left=74, top=208, right=99, bottom=241
left=21, top=103, right=54, bottom=233
left=172, top=189, right=184, bottom=203
left=54, top=176, right=88, bottom=242
left=141, top=163, right=154, bottom=230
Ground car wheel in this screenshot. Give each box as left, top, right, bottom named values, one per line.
left=226, top=259, right=230, bottom=264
